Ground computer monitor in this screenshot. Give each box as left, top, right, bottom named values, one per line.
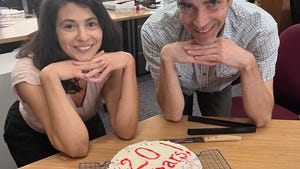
left=1, top=0, right=39, bottom=14
left=21, top=0, right=41, bottom=14
left=1, top=0, right=22, bottom=10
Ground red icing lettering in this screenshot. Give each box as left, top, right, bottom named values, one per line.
left=174, top=151, right=189, bottom=159
left=135, top=147, right=161, bottom=159
left=169, top=153, right=182, bottom=162
left=159, top=142, right=184, bottom=151
left=137, top=161, right=149, bottom=169
left=120, top=158, right=133, bottom=169
left=185, top=151, right=191, bottom=156
left=162, top=160, right=177, bottom=168
left=120, top=157, right=149, bottom=169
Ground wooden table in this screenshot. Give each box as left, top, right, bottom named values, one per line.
left=20, top=114, right=300, bottom=169
left=0, top=17, right=37, bottom=44
left=0, top=9, right=154, bottom=45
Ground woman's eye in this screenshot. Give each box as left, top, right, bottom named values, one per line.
left=87, top=21, right=99, bottom=29
left=63, top=24, right=76, bottom=31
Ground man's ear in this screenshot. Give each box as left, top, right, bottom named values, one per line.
left=228, top=0, right=233, bottom=6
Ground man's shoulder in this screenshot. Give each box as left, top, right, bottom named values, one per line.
left=230, top=0, right=277, bottom=29
left=225, top=0, right=277, bottom=36
left=143, top=2, right=181, bottom=30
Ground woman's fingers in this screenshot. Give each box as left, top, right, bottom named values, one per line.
left=74, top=58, right=107, bottom=74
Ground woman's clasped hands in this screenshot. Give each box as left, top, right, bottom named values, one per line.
left=74, top=50, right=132, bottom=83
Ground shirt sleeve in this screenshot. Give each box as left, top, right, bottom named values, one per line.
left=11, top=57, right=40, bottom=101
left=251, top=20, right=280, bottom=82
left=141, top=23, right=163, bottom=80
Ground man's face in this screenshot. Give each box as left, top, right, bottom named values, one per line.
left=178, top=0, right=232, bottom=45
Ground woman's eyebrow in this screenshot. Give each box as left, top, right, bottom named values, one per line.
left=58, top=19, right=75, bottom=26
left=86, top=17, right=98, bottom=22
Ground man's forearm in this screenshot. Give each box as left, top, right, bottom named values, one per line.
left=157, top=52, right=185, bottom=122
left=240, top=57, right=273, bottom=127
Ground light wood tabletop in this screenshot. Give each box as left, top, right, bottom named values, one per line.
left=108, top=9, right=155, bottom=22
left=0, top=9, right=154, bottom=45
left=0, top=17, right=38, bottom=44
left=20, top=114, right=300, bottom=169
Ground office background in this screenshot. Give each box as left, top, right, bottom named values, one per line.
left=1, top=0, right=299, bottom=168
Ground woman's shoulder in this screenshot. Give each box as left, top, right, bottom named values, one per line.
left=12, top=57, right=41, bottom=86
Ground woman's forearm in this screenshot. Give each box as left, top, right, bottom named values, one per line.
left=39, top=66, right=89, bottom=157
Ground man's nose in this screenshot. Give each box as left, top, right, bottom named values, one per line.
left=193, top=9, right=210, bottom=28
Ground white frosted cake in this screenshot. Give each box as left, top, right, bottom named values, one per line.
left=109, top=141, right=202, bottom=169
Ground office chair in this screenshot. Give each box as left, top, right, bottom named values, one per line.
left=273, top=23, right=300, bottom=118
left=231, top=23, right=300, bottom=120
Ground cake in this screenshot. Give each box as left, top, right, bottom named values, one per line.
left=109, top=141, right=202, bottom=169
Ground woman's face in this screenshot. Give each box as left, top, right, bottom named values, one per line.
left=56, top=2, right=102, bottom=61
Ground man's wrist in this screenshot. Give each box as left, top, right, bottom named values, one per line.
left=239, top=51, right=257, bottom=73
left=160, top=44, right=175, bottom=64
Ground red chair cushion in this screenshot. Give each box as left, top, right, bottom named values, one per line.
left=231, top=96, right=298, bottom=120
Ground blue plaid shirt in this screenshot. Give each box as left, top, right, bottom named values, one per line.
left=141, top=0, right=279, bottom=95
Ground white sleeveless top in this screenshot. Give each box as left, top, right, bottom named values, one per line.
left=11, top=57, right=108, bottom=133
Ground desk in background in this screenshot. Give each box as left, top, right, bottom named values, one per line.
left=111, top=10, right=155, bottom=76
left=20, top=115, right=300, bottom=169
left=0, top=9, right=155, bottom=75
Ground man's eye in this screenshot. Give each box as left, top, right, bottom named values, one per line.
left=208, top=0, right=219, bottom=7
left=179, top=4, right=196, bottom=13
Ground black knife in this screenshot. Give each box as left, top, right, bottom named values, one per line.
left=164, top=135, right=241, bottom=143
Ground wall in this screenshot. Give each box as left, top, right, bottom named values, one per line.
left=259, top=0, right=292, bottom=33
left=0, top=51, right=18, bottom=169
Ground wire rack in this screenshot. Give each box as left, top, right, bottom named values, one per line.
left=78, top=160, right=109, bottom=169
left=78, top=148, right=231, bottom=169
left=198, top=149, right=231, bottom=169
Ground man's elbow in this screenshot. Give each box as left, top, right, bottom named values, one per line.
left=158, top=99, right=184, bottom=122
left=163, top=112, right=183, bottom=123
left=117, top=131, right=137, bottom=141
left=255, top=115, right=271, bottom=128
left=114, top=125, right=138, bottom=141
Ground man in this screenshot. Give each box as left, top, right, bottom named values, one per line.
left=141, top=0, right=279, bottom=127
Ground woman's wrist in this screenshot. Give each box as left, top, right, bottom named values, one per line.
left=40, top=64, right=60, bottom=82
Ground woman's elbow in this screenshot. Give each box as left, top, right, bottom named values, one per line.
left=63, top=143, right=89, bottom=158
left=51, top=138, right=89, bottom=158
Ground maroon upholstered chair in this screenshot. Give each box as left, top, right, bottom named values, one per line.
left=231, top=96, right=298, bottom=120
left=273, top=23, right=300, bottom=117
left=231, top=23, right=300, bottom=120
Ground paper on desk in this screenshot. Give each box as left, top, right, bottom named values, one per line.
left=103, top=0, right=136, bottom=12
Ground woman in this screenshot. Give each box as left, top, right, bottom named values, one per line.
left=3, top=0, right=139, bottom=167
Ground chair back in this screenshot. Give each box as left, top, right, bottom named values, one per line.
left=274, top=23, right=300, bottom=114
